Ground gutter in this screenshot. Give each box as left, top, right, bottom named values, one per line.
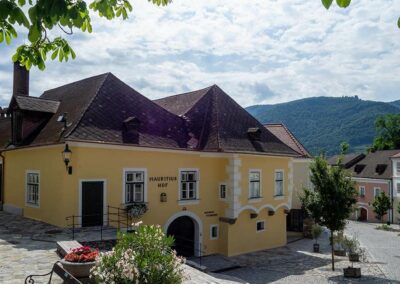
left=0, top=151, right=4, bottom=209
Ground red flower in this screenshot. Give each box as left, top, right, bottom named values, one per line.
left=64, top=246, right=99, bottom=263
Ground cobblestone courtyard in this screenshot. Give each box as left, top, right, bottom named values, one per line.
left=0, top=212, right=395, bottom=283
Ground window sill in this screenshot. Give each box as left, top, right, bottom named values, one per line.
left=248, top=197, right=263, bottom=203
left=178, top=199, right=200, bottom=206
left=25, top=203, right=40, bottom=208
left=256, top=229, right=265, bottom=233
left=274, top=195, right=285, bottom=200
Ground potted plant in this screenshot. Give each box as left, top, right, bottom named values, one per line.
left=311, top=224, right=323, bottom=253
left=333, top=231, right=346, bottom=256
left=343, top=235, right=363, bottom=278
left=61, top=246, right=99, bottom=278
left=125, top=202, right=148, bottom=219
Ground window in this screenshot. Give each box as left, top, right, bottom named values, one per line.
left=125, top=171, right=145, bottom=203
left=210, top=224, right=219, bottom=240
left=256, top=220, right=265, bottom=232
left=180, top=170, right=198, bottom=200
left=249, top=170, right=261, bottom=198
left=374, top=187, right=381, bottom=198
left=397, top=162, right=400, bottom=175
left=359, top=186, right=365, bottom=197
left=26, top=171, right=39, bottom=206
left=275, top=170, right=284, bottom=196
left=397, top=183, right=400, bottom=195
left=219, top=184, right=227, bottom=199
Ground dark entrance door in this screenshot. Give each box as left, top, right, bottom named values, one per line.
left=81, top=181, right=104, bottom=227
left=0, top=164, right=2, bottom=202
left=167, top=216, right=195, bottom=257
left=286, top=209, right=304, bottom=232
left=359, top=208, right=367, bottom=221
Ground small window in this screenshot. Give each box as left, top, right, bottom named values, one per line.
left=210, top=224, right=219, bottom=240
left=26, top=171, right=39, bottom=206
left=125, top=171, right=145, bottom=203
left=275, top=171, right=284, bottom=196
left=374, top=187, right=381, bottom=198
left=249, top=171, right=261, bottom=198
left=397, top=162, right=400, bottom=175
left=219, top=184, right=227, bottom=199
left=397, top=183, right=400, bottom=195
left=180, top=170, right=198, bottom=200
left=256, top=220, right=265, bottom=232
left=359, top=186, right=365, bottom=197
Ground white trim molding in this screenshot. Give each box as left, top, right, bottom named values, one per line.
left=25, top=170, right=40, bottom=208
left=256, top=220, right=266, bottom=232
left=248, top=169, right=262, bottom=199
left=164, top=211, right=203, bottom=257
left=236, top=203, right=290, bottom=216
left=79, top=179, right=107, bottom=227
left=352, top=177, right=390, bottom=184
left=122, top=168, right=148, bottom=204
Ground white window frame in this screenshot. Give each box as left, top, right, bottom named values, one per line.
left=359, top=186, right=366, bottom=197
left=122, top=168, right=148, bottom=204
left=219, top=183, right=227, bottom=200
left=274, top=169, right=284, bottom=197
left=396, top=183, right=400, bottom=195
left=374, top=187, right=381, bottom=198
left=178, top=168, right=200, bottom=205
left=248, top=169, right=262, bottom=199
left=397, top=162, right=400, bottom=175
left=25, top=170, right=40, bottom=208
left=256, top=220, right=265, bottom=232
left=210, top=224, right=219, bottom=240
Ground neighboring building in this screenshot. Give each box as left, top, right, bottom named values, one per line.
left=330, top=150, right=400, bottom=223
left=0, top=63, right=308, bottom=257
left=391, top=153, right=400, bottom=223
left=264, top=123, right=312, bottom=232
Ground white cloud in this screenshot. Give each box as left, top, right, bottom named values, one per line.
left=0, top=0, right=399, bottom=108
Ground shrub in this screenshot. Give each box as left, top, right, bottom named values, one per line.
left=91, top=222, right=185, bottom=284
left=311, top=224, right=323, bottom=244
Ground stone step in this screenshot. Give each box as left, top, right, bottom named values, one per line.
left=57, top=240, right=82, bottom=257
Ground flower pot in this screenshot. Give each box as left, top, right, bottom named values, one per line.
left=313, top=243, right=320, bottom=253
left=61, top=259, right=96, bottom=278
left=343, top=267, right=361, bottom=278
left=348, top=253, right=359, bottom=262
left=334, top=249, right=346, bottom=257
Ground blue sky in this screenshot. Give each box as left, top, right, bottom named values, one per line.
left=0, top=0, right=399, bottom=108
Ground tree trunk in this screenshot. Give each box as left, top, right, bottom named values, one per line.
left=330, top=230, right=335, bottom=271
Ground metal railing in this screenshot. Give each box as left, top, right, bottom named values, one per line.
left=172, top=235, right=205, bottom=266
left=65, top=205, right=132, bottom=241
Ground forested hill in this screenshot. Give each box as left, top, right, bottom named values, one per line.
left=246, top=96, right=400, bottom=156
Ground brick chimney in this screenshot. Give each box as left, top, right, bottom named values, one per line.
left=13, top=62, right=29, bottom=97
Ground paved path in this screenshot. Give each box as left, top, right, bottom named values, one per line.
left=345, top=220, right=400, bottom=282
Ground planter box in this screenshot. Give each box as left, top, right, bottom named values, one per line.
left=348, top=253, right=360, bottom=262
left=61, top=260, right=96, bottom=278
left=343, top=267, right=361, bottom=278
left=334, top=249, right=346, bottom=257
left=313, top=244, right=320, bottom=253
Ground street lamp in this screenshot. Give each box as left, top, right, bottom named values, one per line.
left=62, top=144, right=72, bottom=175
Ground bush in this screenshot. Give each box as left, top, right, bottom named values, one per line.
left=311, top=224, right=323, bottom=244
left=91, top=222, right=185, bottom=284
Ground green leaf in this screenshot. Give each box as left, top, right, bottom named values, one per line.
left=28, top=24, right=41, bottom=42
left=70, top=48, right=76, bottom=59
left=51, top=48, right=59, bottom=60
left=321, top=0, right=333, bottom=9
left=5, top=31, right=11, bottom=44
left=398, top=17, right=400, bottom=29
left=0, top=31, right=3, bottom=43
left=59, top=48, right=64, bottom=62
left=336, top=0, right=351, bottom=8
left=18, top=0, right=26, bottom=6
left=28, top=6, right=37, bottom=23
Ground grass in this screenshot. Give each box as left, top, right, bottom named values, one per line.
left=376, top=224, right=400, bottom=232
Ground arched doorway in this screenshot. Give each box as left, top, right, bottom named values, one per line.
left=359, top=208, right=367, bottom=221
left=167, top=216, right=195, bottom=257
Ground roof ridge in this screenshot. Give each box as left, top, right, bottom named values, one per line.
left=64, top=73, right=111, bottom=139
left=212, top=86, right=222, bottom=151
left=281, top=123, right=309, bottom=156
left=15, top=95, right=60, bottom=103
left=196, top=87, right=215, bottom=150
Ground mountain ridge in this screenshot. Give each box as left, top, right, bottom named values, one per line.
left=246, top=96, right=400, bottom=156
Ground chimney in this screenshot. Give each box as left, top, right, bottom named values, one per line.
left=13, top=62, right=29, bottom=97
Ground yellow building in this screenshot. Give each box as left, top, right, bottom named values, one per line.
left=0, top=63, right=310, bottom=257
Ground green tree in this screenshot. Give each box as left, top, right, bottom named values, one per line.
left=372, top=192, right=391, bottom=223
left=0, top=0, right=171, bottom=70
left=372, top=114, right=400, bottom=151
left=300, top=145, right=357, bottom=271
left=321, top=0, right=400, bottom=29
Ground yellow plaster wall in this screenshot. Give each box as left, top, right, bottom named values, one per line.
left=291, top=160, right=312, bottom=209
left=226, top=208, right=287, bottom=256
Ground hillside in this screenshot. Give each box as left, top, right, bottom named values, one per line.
left=246, top=96, right=400, bottom=156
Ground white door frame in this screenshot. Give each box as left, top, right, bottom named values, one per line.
left=79, top=179, right=107, bottom=227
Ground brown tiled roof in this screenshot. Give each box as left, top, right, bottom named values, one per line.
left=392, top=152, right=400, bottom=158
left=1, top=74, right=302, bottom=156
left=264, top=123, right=311, bottom=158
left=155, top=85, right=300, bottom=156
left=0, top=118, right=11, bottom=150
left=328, top=153, right=366, bottom=168
left=349, top=150, right=400, bottom=179
left=14, top=96, right=60, bottom=113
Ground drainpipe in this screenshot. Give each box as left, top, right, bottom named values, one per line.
left=0, top=151, right=4, bottom=209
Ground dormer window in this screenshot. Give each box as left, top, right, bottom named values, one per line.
left=375, top=164, right=387, bottom=175
left=354, top=164, right=365, bottom=174
left=247, top=127, right=261, bottom=140
left=123, top=116, right=140, bottom=143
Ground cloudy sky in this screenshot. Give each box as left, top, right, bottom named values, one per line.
left=0, top=0, right=399, bottom=108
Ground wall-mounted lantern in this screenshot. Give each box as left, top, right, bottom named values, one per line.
left=250, top=213, right=258, bottom=219
left=62, top=144, right=72, bottom=175
left=160, top=192, right=167, bottom=202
